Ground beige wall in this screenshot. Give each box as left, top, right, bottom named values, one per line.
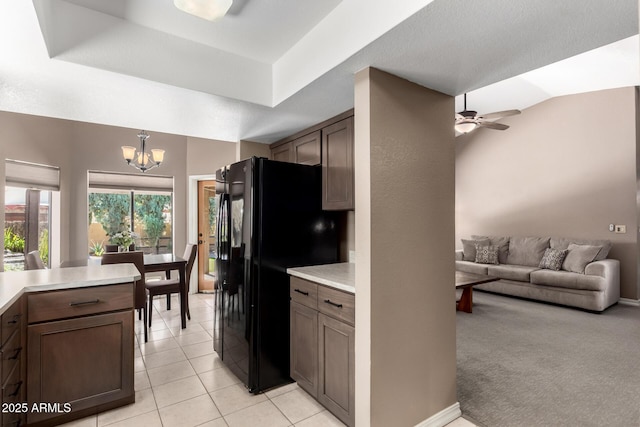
left=456, top=87, right=638, bottom=299
left=0, top=111, right=237, bottom=267
left=0, top=112, right=74, bottom=264
left=187, top=136, right=236, bottom=176
left=238, top=140, right=271, bottom=161
left=355, top=68, right=457, bottom=426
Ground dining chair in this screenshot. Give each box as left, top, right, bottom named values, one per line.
left=101, top=251, right=148, bottom=342
left=25, top=250, right=46, bottom=270
left=146, top=243, right=197, bottom=327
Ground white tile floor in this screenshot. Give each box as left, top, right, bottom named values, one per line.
left=60, top=293, right=345, bottom=427
left=60, top=293, right=475, bottom=427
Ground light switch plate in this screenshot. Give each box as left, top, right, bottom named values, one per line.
left=615, top=225, right=626, bottom=233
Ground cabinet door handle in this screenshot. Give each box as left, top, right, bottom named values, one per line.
left=7, top=380, right=22, bottom=398
left=294, top=289, right=309, bottom=296
left=7, top=314, right=21, bottom=325
left=7, top=347, right=21, bottom=361
left=324, top=299, right=343, bottom=308
left=69, top=299, right=100, bottom=307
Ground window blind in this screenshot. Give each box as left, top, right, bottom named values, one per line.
left=88, top=171, right=174, bottom=193
left=5, top=159, right=60, bottom=191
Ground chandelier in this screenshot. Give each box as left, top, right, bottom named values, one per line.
left=173, top=0, right=233, bottom=21
left=121, top=131, right=165, bottom=173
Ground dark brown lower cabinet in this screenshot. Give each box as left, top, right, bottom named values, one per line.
left=318, top=313, right=355, bottom=427
left=26, top=285, right=134, bottom=426
left=290, top=302, right=318, bottom=397
left=290, top=278, right=355, bottom=426
left=0, top=296, right=26, bottom=427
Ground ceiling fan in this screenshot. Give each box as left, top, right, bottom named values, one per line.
left=455, top=93, right=521, bottom=134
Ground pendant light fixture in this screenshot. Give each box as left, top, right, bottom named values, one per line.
left=121, top=130, right=165, bottom=173
left=173, top=0, right=233, bottom=21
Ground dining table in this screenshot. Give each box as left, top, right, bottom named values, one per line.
left=60, top=252, right=189, bottom=329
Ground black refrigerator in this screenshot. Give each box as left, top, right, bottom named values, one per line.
left=213, top=157, right=338, bottom=393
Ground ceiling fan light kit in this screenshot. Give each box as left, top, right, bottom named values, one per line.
left=454, top=122, right=478, bottom=134
left=455, top=93, right=521, bottom=135
left=173, top=0, right=233, bottom=21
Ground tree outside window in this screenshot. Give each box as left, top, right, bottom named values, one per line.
left=88, top=191, right=172, bottom=255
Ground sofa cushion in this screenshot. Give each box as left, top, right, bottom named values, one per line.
left=455, top=260, right=489, bottom=275
left=472, top=235, right=509, bottom=264
left=461, top=238, right=490, bottom=261
left=507, top=236, right=550, bottom=267
left=530, top=269, right=605, bottom=291
left=562, top=244, right=601, bottom=274
left=487, top=264, right=540, bottom=282
left=550, top=237, right=612, bottom=261
left=539, top=248, right=568, bottom=271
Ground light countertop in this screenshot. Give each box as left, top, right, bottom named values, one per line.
left=0, top=264, right=141, bottom=316
left=287, top=262, right=355, bottom=294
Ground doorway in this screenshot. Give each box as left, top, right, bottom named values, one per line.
left=197, top=180, right=217, bottom=292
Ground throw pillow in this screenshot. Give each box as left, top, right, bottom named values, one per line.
left=472, top=235, right=510, bottom=264
left=475, top=245, right=499, bottom=265
left=550, top=237, right=612, bottom=261
left=561, top=244, right=602, bottom=274
left=539, top=248, right=568, bottom=271
left=461, top=238, right=490, bottom=261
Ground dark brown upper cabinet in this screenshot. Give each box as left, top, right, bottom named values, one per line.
left=292, top=131, right=321, bottom=165
left=271, top=142, right=292, bottom=163
left=322, top=117, right=354, bottom=210
left=269, top=110, right=355, bottom=211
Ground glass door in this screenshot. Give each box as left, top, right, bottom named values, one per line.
left=197, top=180, right=216, bottom=292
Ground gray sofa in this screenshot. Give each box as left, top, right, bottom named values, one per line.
left=455, top=235, right=620, bottom=312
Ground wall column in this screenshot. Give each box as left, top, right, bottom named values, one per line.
left=354, top=67, right=458, bottom=426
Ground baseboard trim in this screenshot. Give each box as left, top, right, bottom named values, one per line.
left=414, top=402, right=462, bottom=427
left=619, top=298, right=640, bottom=306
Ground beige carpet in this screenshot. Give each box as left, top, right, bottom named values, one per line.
left=456, top=291, right=640, bottom=427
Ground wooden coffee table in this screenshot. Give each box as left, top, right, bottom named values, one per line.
left=455, top=271, right=499, bottom=313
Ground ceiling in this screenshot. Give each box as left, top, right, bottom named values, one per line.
left=0, top=0, right=637, bottom=143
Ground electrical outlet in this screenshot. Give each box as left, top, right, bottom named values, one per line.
left=609, top=224, right=615, bottom=232
left=615, top=225, right=626, bottom=234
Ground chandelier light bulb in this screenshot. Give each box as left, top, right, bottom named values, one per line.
left=121, top=131, right=164, bottom=173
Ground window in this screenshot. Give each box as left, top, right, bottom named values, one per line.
left=88, top=171, right=174, bottom=255
left=4, top=160, right=59, bottom=271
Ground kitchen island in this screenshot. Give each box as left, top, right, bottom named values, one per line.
left=0, top=264, right=140, bottom=426
left=287, top=262, right=355, bottom=426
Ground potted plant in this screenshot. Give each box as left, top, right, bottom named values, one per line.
left=110, top=230, right=135, bottom=252
left=89, top=240, right=105, bottom=258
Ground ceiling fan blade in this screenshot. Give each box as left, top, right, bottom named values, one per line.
left=479, top=121, right=509, bottom=130
left=479, top=109, right=521, bottom=120
left=455, top=113, right=464, bottom=121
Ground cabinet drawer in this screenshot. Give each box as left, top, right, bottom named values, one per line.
left=28, top=284, right=134, bottom=324
left=1, top=301, right=22, bottom=347
left=317, top=286, right=355, bottom=326
left=290, top=277, right=318, bottom=310
left=0, top=331, right=21, bottom=385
